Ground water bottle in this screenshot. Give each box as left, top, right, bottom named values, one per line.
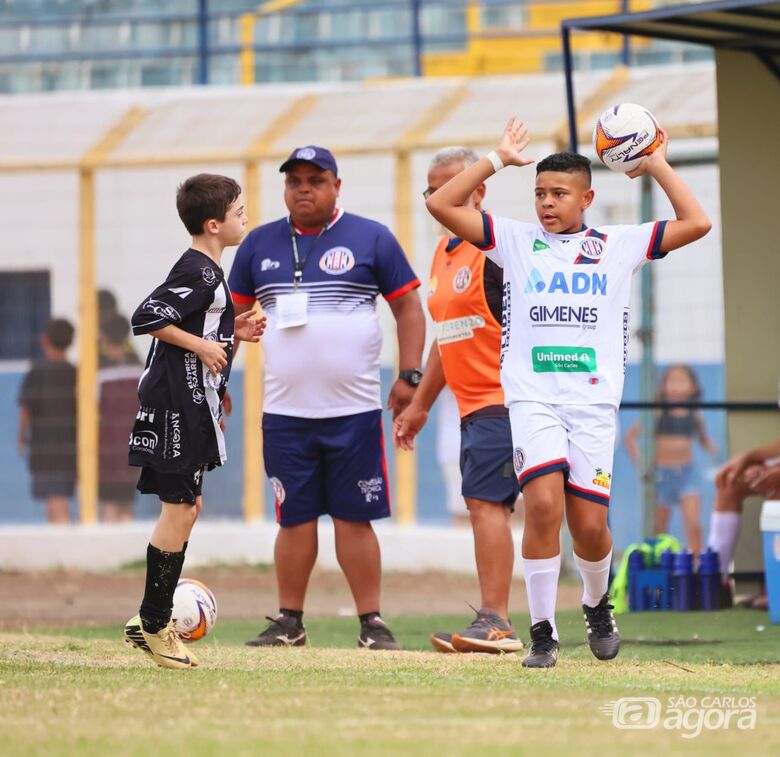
left=698, top=548, right=722, bottom=611
left=672, top=551, right=695, bottom=611
left=628, top=549, right=646, bottom=611
left=659, top=550, right=676, bottom=610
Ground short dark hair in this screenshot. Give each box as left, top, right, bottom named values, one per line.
left=176, top=174, right=242, bottom=236
left=45, top=318, right=74, bottom=350
left=97, top=289, right=117, bottom=318
left=536, top=152, right=592, bottom=186
left=101, top=313, right=130, bottom=346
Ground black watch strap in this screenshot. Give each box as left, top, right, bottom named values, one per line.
left=399, top=369, right=423, bottom=387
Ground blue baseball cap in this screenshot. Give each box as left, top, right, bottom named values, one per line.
left=279, top=145, right=338, bottom=177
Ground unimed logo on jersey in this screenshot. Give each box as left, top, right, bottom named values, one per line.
left=524, top=268, right=607, bottom=296
left=532, top=346, right=597, bottom=372
left=319, top=247, right=355, bottom=275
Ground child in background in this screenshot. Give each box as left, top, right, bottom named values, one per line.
left=625, top=364, right=717, bottom=555
left=17, top=318, right=77, bottom=524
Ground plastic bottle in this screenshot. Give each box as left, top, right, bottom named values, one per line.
left=698, top=548, right=722, bottom=611
left=659, top=550, right=676, bottom=610
left=672, top=550, right=695, bottom=611
left=628, top=549, right=647, bottom=611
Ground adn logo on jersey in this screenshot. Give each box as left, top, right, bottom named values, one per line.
left=592, top=468, right=612, bottom=489
left=319, top=247, right=355, bottom=275
left=452, top=266, right=472, bottom=293
left=524, top=268, right=607, bottom=296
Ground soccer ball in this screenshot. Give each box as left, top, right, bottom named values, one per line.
left=593, top=103, right=661, bottom=173
left=172, top=578, right=218, bottom=642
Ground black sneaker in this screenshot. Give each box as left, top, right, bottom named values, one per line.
left=430, top=632, right=456, bottom=653
left=521, top=620, right=559, bottom=668
left=245, top=613, right=306, bottom=647
left=358, top=616, right=401, bottom=650
left=451, top=608, right=524, bottom=654
left=582, top=593, right=620, bottom=660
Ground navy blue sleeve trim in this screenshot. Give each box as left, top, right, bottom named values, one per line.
left=646, top=220, right=669, bottom=260
left=473, top=211, right=496, bottom=251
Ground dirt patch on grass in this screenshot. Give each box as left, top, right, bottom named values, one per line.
left=1, top=566, right=584, bottom=630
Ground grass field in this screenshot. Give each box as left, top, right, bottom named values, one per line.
left=2, top=609, right=779, bottom=756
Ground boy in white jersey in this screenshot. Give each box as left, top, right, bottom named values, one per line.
left=426, top=117, right=711, bottom=667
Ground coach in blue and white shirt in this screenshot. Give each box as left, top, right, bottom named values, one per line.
left=230, top=146, right=425, bottom=650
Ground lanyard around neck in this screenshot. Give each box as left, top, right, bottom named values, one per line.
left=289, top=221, right=329, bottom=290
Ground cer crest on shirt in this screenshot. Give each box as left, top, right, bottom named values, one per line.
left=319, top=247, right=355, bottom=275
left=452, top=266, right=472, bottom=293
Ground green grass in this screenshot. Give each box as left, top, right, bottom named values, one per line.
left=2, top=610, right=780, bottom=756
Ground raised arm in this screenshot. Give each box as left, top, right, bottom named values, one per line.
left=627, top=128, right=711, bottom=253
left=425, top=117, right=534, bottom=243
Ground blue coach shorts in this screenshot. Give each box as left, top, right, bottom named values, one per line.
left=460, top=415, right=520, bottom=509
left=263, top=409, right=391, bottom=527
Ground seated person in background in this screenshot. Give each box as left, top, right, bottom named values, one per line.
left=625, top=364, right=717, bottom=555
left=710, top=436, right=780, bottom=604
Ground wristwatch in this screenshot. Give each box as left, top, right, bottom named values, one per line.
left=399, top=369, right=423, bottom=387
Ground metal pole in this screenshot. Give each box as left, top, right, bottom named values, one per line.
left=639, top=173, right=656, bottom=540
left=621, top=0, right=630, bottom=67
left=561, top=24, right=577, bottom=152
left=411, top=0, right=422, bottom=77
left=198, top=0, right=209, bottom=85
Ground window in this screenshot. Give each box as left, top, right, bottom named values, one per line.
left=0, top=271, right=51, bottom=360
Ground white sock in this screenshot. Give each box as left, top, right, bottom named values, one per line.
left=707, top=512, right=741, bottom=581
left=573, top=550, right=612, bottom=608
left=522, top=555, right=561, bottom=641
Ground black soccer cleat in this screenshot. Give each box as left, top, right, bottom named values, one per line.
left=582, top=593, right=621, bottom=661
left=358, top=616, right=401, bottom=650
left=245, top=613, right=307, bottom=647
left=521, top=620, right=559, bottom=668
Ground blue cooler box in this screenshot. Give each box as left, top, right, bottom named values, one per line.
left=760, top=500, right=780, bottom=624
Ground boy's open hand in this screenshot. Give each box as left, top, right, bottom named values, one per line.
left=627, top=127, right=669, bottom=179
left=198, top=339, right=228, bottom=376
left=234, top=310, right=266, bottom=343
left=496, top=117, right=534, bottom=169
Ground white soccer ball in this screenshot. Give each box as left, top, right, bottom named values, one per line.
left=172, top=578, right=218, bottom=643
left=593, top=103, right=661, bottom=173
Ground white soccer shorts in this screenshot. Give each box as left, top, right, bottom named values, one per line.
left=509, top=401, right=616, bottom=506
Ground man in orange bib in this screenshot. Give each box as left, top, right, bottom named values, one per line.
left=394, top=147, right=522, bottom=653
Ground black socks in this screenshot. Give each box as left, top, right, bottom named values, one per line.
left=359, top=612, right=382, bottom=625
left=139, top=543, right=185, bottom=634
left=280, top=608, right=304, bottom=627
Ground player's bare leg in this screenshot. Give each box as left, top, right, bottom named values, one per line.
left=45, top=496, right=71, bottom=525
left=679, top=493, right=702, bottom=556
left=566, top=493, right=619, bottom=661
left=333, top=518, right=399, bottom=650
left=520, top=473, right=564, bottom=668
left=448, top=499, right=524, bottom=654
left=654, top=502, right=671, bottom=538
left=245, top=521, right=317, bottom=648
left=467, top=498, right=513, bottom=619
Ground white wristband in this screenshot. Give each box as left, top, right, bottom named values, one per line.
left=486, top=150, right=505, bottom=174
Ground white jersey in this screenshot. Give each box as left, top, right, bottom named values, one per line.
left=481, top=213, right=667, bottom=408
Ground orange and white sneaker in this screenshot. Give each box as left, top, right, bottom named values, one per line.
left=451, top=608, right=524, bottom=654
left=123, top=615, right=193, bottom=670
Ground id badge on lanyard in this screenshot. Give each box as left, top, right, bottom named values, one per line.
left=276, top=221, right=328, bottom=329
